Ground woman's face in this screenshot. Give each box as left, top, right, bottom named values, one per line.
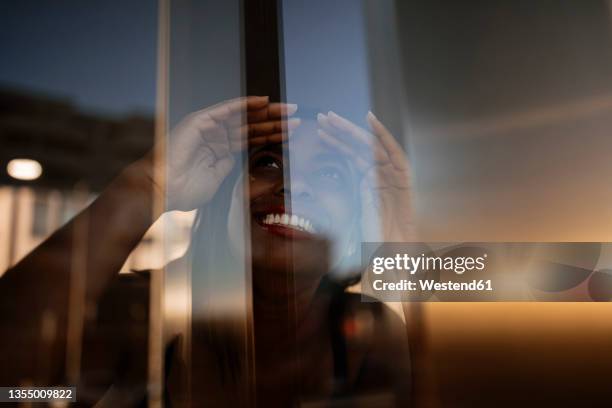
left=228, top=121, right=360, bottom=296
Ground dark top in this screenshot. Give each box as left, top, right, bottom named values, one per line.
left=77, top=272, right=411, bottom=407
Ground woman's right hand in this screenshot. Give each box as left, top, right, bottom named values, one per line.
left=165, top=96, right=299, bottom=211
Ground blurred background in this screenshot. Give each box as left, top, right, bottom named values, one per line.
left=0, top=0, right=195, bottom=276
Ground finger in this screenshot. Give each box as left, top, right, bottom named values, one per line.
left=318, top=129, right=370, bottom=172
left=250, top=132, right=292, bottom=145
left=245, top=103, right=298, bottom=124
left=321, top=112, right=389, bottom=164
left=228, top=117, right=300, bottom=152
left=208, top=96, right=270, bottom=122
left=262, top=103, right=298, bottom=119
left=229, top=132, right=292, bottom=152
left=316, top=113, right=335, bottom=133
left=234, top=117, right=301, bottom=138
left=225, top=102, right=298, bottom=127
left=367, top=111, right=409, bottom=171
left=326, top=111, right=375, bottom=148
left=245, top=95, right=272, bottom=110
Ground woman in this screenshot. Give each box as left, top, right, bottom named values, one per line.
left=0, top=96, right=414, bottom=406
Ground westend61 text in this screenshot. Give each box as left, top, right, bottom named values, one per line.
left=372, top=279, right=493, bottom=292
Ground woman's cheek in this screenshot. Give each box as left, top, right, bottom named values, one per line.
left=325, top=192, right=356, bottom=229
left=248, top=176, right=280, bottom=199
left=321, top=194, right=357, bottom=250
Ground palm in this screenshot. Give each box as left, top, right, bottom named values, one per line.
left=318, top=111, right=415, bottom=242
left=165, top=97, right=299, bottom=211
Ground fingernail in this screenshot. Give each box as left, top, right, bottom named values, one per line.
left=317, top=113, right=326, bottom=121
left=286, top=103, right=298, bottom=114
left=288, top=117, right=301, bottom=127
left=367, top=111, right=377, bottom=121
left=328, top=111, right=340, bottom=121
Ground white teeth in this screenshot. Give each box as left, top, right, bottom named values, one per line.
left=260, top=213, right=317, bottom=233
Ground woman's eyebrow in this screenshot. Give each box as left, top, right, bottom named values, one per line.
left=312, top=153, right=350, bottom=171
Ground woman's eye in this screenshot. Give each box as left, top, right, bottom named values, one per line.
left=322, top=169, right=339, bottom=179
left=318, top=167, right=344, bottom=183
left=252, top=156, right=281, bottom=170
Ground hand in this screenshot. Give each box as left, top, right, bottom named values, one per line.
left=165, top=96, right=299, bottom=211
left=317, top=111, right=415, bottom=242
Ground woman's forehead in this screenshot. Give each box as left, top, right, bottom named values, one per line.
left=251, top=129, right=344, bottom=162
left=249, top=120, right=332, bottom=156
left=290, top=126, right=331, bottom=155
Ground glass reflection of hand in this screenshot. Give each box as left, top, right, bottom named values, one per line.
left=317, top=111, right=415, bottom=242
left=165, top=96, right=299, bottom=211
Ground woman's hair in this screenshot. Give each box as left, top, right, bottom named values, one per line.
left=188, top=160, right=245, bottom=384
left=190, top=158, right=243, bottom=314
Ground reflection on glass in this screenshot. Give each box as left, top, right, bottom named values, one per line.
left=3, top=1, right=612, bottom=407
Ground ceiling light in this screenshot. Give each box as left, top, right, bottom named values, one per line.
left=6, top=158, right=43, bottom=181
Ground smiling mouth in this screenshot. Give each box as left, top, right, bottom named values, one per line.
left=256, top=212, right=318, bottom=236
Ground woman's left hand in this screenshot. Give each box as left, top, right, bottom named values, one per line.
left=317, top=111, right=416, bottom=242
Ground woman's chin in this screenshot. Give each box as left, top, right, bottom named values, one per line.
left=251, top=271, right=322, bottom=307
left=251, top=251, right=326, bottom=290
left=251, top=246, right=328, bottom=275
